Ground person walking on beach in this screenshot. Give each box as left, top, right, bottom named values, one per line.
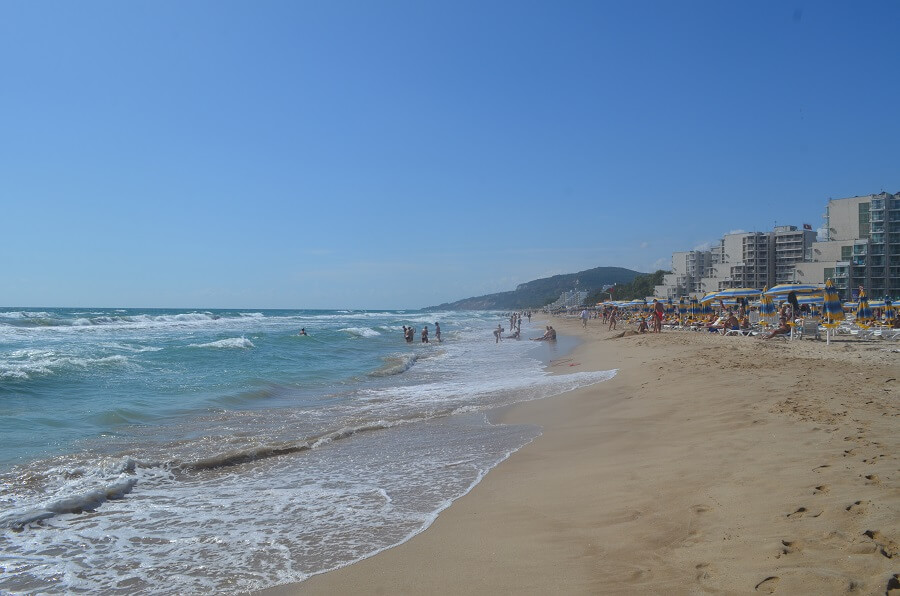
left=580, top=308, right=589, bottom=328
left=421, top=326, right=429, bottom=343
left=608, top=306, right=618, bottom=330
left=434, top=322, right=441, bottom=342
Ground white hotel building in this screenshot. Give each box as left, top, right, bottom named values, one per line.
left=654, top=192, right=899, bottom=301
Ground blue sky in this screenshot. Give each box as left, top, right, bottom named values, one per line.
left=2, top=1, right=898, bottom=309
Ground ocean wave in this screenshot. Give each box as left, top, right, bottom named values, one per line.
left=101, top=342, right=163, bottom=353
left=1, top=478, right=139, bottom=531
left=0, top=311, right=55, bottom=319
left=188, top=337, right=254, bottom=349
left=0, top=351, right=131, bottom=381
left=340, top=327, right=381, bottom=338
left=2, top=477, right=138, bottom=531
left=368, top=354, right=418, bottom=377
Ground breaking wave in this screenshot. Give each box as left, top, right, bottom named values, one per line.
left=187, top=337, right=255, bottom=350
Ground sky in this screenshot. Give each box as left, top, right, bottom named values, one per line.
left=2, top=1, right=899, bottom=309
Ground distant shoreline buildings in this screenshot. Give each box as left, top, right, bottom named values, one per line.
left=653, top=191, right=900, bottom=302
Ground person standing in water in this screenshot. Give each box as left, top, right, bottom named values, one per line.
left=434, top=322, right=441, bottom=342
left=299, top=328, right=308, bottom=336
left=421, top=326, right=429, bottom=343
left=494, top=324, right=503, bottom=343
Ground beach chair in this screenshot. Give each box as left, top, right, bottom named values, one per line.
left=799, top=319, right=820, bottom=340
left=723, top=328, right=753, bottom=337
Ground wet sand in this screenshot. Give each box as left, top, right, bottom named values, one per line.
left=258, top=316, right=899, bottom=595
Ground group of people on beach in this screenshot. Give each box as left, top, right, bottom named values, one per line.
left=402, top=323, right=441, bottom=344
left=494, top=311, right=534, bottom=342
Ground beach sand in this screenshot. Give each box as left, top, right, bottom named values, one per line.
left=257, top=317, right=899, bottom=595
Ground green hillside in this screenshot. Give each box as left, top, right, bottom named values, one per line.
left=426, top=266, right=642, bottom=310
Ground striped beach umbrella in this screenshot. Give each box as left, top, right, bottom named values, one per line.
left=678, top=296, right=687, bottom=323
left=699, top=292, right=720, bottom=305
left=855, top=290, right=873, bottom=329
left=764, top=283, right=822, bottom=296
left=666, top=298, right=675, bottom=316
left=688, top=296, right=700, bottom=320
left=822, top=279, right=844, bottom=330
left=884, top=299, right=896, bottom=324
left=759, top=292, right=777, bottom=327
left=715, top=287, right=762, bottom=299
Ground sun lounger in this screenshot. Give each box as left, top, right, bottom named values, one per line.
left=723, top=327, right=754, bottom=337
left=799, top=319, right=820, bottom=340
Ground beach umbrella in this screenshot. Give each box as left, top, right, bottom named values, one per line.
left=714, top=288, right=762, bottom=300
left=666, top=298, right=675, bottom=316
left=758, top=293, right=777, bottom=327
left=821, top=279, right=844, bottom=344
left=678, top=296, right=686, bottom=323
left=855, top=290, right=873, bottom=329
left=699, top=292, right=720, bottom=305
left=797, top=295, right=824, bottom=305
left=884, top=299, right=896, bottom=325
left=764, top=283, right=822, bottom=296
left=688, top=296, right=700, bottom=320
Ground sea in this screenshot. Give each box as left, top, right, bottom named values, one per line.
left=0, top=307, right=616, bottom=594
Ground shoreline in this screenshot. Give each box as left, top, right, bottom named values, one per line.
left=257, top=316, right=898, bottom=594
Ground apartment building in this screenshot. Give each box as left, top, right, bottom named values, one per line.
left=655, top=226, right=815, bottom=298
left=795, top=192, right=900, bottom=300
left=655, top=250, right=711, bottom=299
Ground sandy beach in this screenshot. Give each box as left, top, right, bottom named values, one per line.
left=258, top=316, right=899, bottom=595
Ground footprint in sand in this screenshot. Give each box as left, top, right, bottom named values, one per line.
left=787, top=506, right=823, bottom=519
left=813, top=484, right=830, bottom=494
left=694, top=562, right=712, bottom=582
left=864, top=530, right=899, bottom=559
left=755, top=576, right=780, bottom=593
left=864, top=474, right=881, bottom=485
left=845, top=500, right=871, bottom=514
left=887, top=574, right=900, bottom=594
left=779, top=539, right=802, bottom=556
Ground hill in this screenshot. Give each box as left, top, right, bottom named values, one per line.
left=426, top=266, right=642, bottom=310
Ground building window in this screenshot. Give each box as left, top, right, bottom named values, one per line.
left=841, top=245, right=852, bottom=260
left=824, top=267, right=834, bottom=281
left=859, top=203, right=870, bottom=239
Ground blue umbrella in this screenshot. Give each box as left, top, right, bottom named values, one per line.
left=764, top=283, right=822, bottom=296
